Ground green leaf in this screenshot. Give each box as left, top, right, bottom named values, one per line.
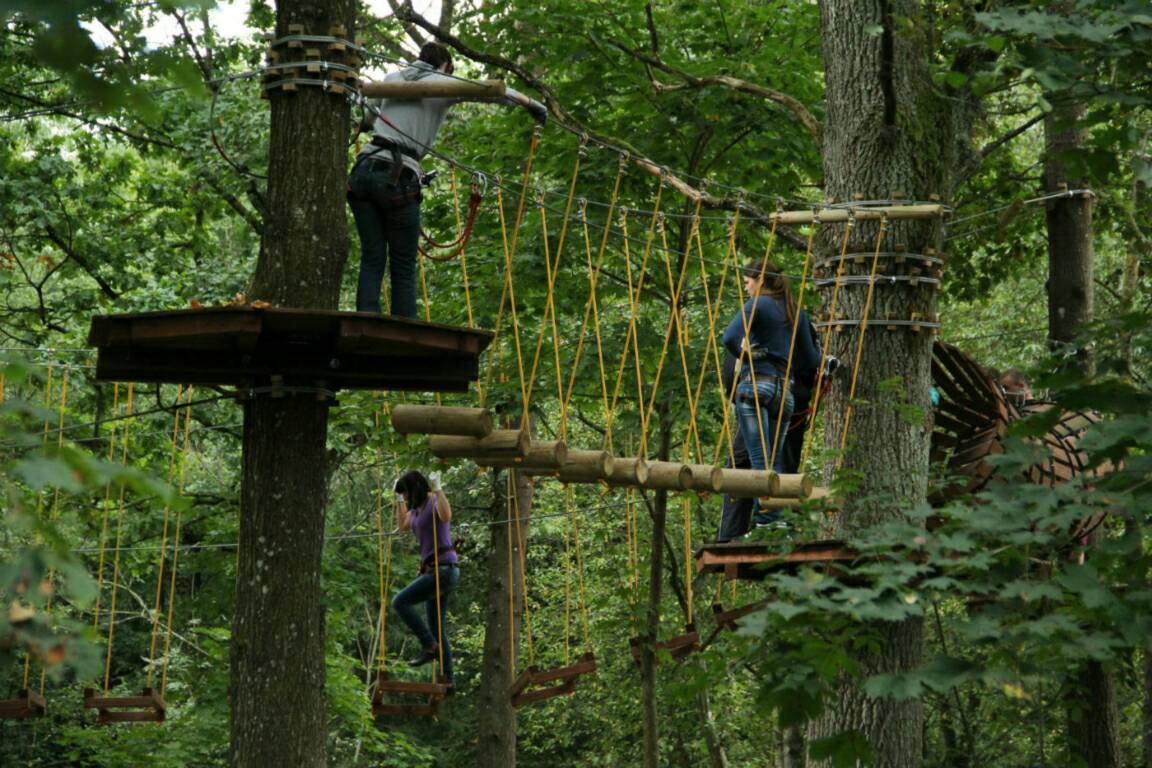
left=809, top=730, right=874, bottom=768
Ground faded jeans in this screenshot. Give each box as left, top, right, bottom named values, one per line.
left=347, top=160, right=422, bottom=317
left=392, top=564, right=460, bottom=682
left=734, top=377, right=794, bottom=475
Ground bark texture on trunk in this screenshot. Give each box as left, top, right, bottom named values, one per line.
left=231, top=2, right=354, bottom=767
left=1066, top=660, right=1121, bottom=768
left=809, top=2, right=952, bottom=765
left=1043, top=106, right=1095, bottom=375
left=475, top=468, right=532, bottom=768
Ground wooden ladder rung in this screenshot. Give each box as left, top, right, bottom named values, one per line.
left=509, top=652, right=596, bottom=708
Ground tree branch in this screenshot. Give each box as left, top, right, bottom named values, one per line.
left=608, top=38, right=822, bottom=143
left=394, top=8, right=808, bottom=249
left=43, top=224, right=120, bottom=299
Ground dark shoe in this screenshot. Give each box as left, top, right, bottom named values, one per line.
left=408, top=644, right=438, bottom=667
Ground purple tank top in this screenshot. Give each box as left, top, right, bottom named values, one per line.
left=410, top=495, right=457, bottom=566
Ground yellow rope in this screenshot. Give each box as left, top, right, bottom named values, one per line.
left=374, top=405, right=394, bottom=673
left=705, top=211, right=751, bottom=469
left=93, top=384, right=122, bottom=633
left=567, top=485, right=593, bottom=652
left=431, top=483, right=445, bottom=679
left=509, top=471, right=535, bottom=665
left=769, top=220, right=821, bottom=467
left=506, top=473, right=517, bottom=672
left=837, top=216, right=889, bottom=463
left=160, top=387, right=195, bottom=694
left=563, top=489, right=572, bottom=665
left=683, top=495, right=693, bottom=626
left=103, top=384, right=134, bottom=692
left=146, top=385, right=187, bottom=689
left=801, top=216, right=857, bottom=467
left=36, top=366, right=69, bottom=694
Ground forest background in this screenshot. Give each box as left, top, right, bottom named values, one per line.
left=1, top=0, right=1150, bottom=766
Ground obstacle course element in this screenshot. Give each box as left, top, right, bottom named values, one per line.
left=629, top=624, right=700, bottom=666
left=509, top=652, right=597, bottom=708
left=372, top=673, right=451, bottom=718
left=361, top=79, right=507, bottom=99
left=83, top=687, right=166, bottom=724
left=89, top=307, right=493, bottom=392
left=390, top=405, right=493, bottom=438
left=261, top=25, right=364, bottom=97
left=0, top=690, right=46, bottom=720
left=695, top=540, right=857, bottom=581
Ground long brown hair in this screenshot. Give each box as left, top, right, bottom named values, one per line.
left=743, top=259, right=797, bottom=324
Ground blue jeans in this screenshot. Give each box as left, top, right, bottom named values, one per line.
left=347, top=160, right=422, bottom=317
left=392, top=565, right=460, bottom=682
left=734, top=377, right=794, bottom=475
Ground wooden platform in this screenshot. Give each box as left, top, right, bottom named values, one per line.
left=88, top=307, right=493, bottom=392
left=695, top=539, right=857, bottom=581
left=0, top=689, right=46, bottom=720
left=83, top=687, right=166, bottom=724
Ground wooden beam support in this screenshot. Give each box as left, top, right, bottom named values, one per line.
left=639, top=461, right=692, bottom=491
left=360, top=79, right=507, bottom=99
left=775, top=473, right=813, bottom=498
left=606, top=456, right=649, bottom=486
left=553, top=449, right=615, bottom=483
left=483, top=440, right=568, bottom=470
left=390, top=404, right=492, bottom=438
left=769, top=204, right=946, bottom=225
left=685, top=464, right=724, bottom=493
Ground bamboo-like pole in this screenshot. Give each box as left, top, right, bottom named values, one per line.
left=685, top=464, right=724, bottom=493
left=769, top=204, right=946, bottom=224
left=483, top=440, right=568, bottom=470
left=554, top=450, right=615, bottom=483
left=606, top=457, right=649, bottom=487
left=429, top=430, right=528, bottom=461
left=360, top=79, right=507, bottom=99
left=390, top=405, right=493, bottom=438
left=714, top=469, right=780, bottom=497
left=640, top=461, right=692, bottom=491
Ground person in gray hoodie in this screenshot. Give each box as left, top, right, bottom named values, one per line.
left=348, top=42, right=547, bottom=318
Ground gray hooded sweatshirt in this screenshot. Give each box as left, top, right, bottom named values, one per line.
left=359, top=60, right=531, bottom=179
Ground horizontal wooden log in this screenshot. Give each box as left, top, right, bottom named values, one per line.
left=554, top=449, right=615, bottom=483
left=361, top=79, right=507, bottom=99
left=769, top=204, right=946, bottom=224
left=685, top=464, right=724, bottom=493
left=758, top=486, right=832, bottom=510
left=640, top=461, right=692, bottom=491
left=606, top=457, right=649, bottom=486
left=373, top=676, right=450, bottom=700
left=483, top=440, right=568, bottom=469
left=715, top=468, right=779, bottom=497
left=390, top=405, right=492, bottom=438
left=97, top=709, right=166, bottom=723
left=0, top=689, right=46, bottom=719
left=527, top=653, right=597, bottom=685
left=775, top=473, right=813, bottom=498
left=82, top=688, right=165, bottom=712
left=430, top=430, right=528, bottom=461
left=372, top=702, right=439, bottom=717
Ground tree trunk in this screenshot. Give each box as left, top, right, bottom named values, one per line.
left=809, top=2, right=953, bottom=765
left=230, top=2, right=353, bottom=767
left=1067, top=660, right=1121, bottom=768
left=781, top=721, right=806, bottom=768
left=1044, top=106, right=1095, bottom=376
left=475, top=467, right=532, bottom=768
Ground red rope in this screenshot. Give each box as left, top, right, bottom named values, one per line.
left=420, top=186, right=483, bottom=262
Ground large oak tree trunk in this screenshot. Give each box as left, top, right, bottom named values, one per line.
left=808, top=2, right=953, bottom=766
left=230, top=2, right=353, bottom=766
left=475, top=468, right=532, bottom=768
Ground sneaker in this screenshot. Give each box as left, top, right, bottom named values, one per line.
left=408, top=645, right=439, bottom=667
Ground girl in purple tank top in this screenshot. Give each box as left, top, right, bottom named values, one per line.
left=392, top=469, right=461, bottom=687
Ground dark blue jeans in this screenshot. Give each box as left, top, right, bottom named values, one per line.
left=347, top=160, right=422, bottom=317
left=392, top=564, right=460, bottom=682
left=716, top=426, right=754, bottom=542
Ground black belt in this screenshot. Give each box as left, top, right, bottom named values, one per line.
left=370, top=135, right=421, bottom=161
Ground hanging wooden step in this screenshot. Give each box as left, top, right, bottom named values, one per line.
left=371, top=672, right=451, bottom=718
left=482, top=440, right=568, bottom=470
left=714, top=469, right=779, bottom=497
left=509, top=652, right=597, bottom=709
left=711, top=599, right=771, bottom=631
left=390, top=405, right=493, bottom=438
left=629, top=623, right=700, bottom=666
left=0, top=689, right=46, bottom=720
left=638, top=461, right=692, bottom=491
left=553, top=449, right=615, bottom=483
left=757, top=486, right=833, bottom=511
left=82, top=687, right=166, bottom=724
left=430, top=429, right=529, bottom=462
left=695, top=540, right=857, bottom=581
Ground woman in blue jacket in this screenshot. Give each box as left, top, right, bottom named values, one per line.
left=722, top=260, right=821, bottom=478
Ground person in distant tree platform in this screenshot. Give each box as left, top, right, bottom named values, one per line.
left=998, top=368, right=1034, bottom=408
left=349, top=41, right=547, bottom=318
left=392, top=469, right=459, bottom=687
